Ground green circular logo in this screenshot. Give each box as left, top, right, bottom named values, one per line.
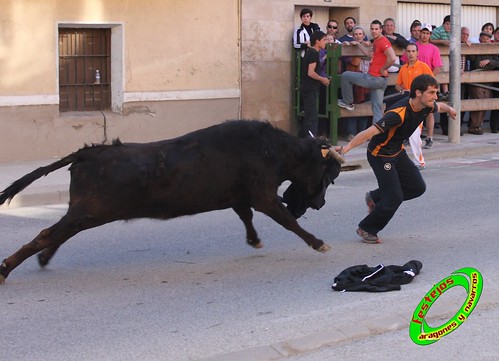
left=409, top=267, right=483, bottom=345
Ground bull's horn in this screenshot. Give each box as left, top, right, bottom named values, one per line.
left=328, top=147, right=346, bottom=164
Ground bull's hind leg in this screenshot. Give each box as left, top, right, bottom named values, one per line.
left=254, top=198, right=331, bottom=253
left=0, top=212, right=108, bottom=284
left=232, top=206, right=263, bottom=248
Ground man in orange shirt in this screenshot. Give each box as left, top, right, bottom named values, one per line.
left=395, top=43, right=435, bottom=168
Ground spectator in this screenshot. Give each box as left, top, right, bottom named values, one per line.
left=394, top=43, right=435, bottom=168
left=342, top=26, right=372, bottom=140
left=467, top=32, right=499, bottom=134
left=293, top=8, right=321, bottom=56
left=337, top=20, right=396, bottom=123
left=401, top=23, right=442, bottom=139
left=493, top=27, right=499, bottom=43
left=383, top=18, right=410, bottom=50
left=471, top=22, right=495, bottom=43
left=299, top=31, right=330, bottom=138
left=430, top=15, right=451, bottom=46
left=338, top=17, right=357, bottom=43
left=325, top=19, right=342, bottom=44
left=407, top=20, right=422, bottom=43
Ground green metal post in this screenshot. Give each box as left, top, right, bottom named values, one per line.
left=327, top=44, right=342, bottom=144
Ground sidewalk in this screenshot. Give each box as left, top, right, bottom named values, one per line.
left=1, top=130, right=498, bottom=208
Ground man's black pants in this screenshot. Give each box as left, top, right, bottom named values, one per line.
left=359, top=150, right=426, bottom=236
left=299, top=88, right=319, bottom=138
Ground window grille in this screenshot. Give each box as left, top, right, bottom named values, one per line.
left=58, top=28, right=111, bottom=112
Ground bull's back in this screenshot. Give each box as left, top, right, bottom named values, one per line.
left=68, top=121, right=289, bottom=218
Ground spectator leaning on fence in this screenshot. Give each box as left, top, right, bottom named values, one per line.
left=407, top=20, right=421, bottom=44
left=467, top=32, right=499, bottom=135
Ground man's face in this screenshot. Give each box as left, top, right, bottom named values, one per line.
left=370, top=24, right=382, bottom=39
left=345, top=19, right=356, bottom=32
left=406, top=45, right=418, bottom=63
left=411, top=25, right=421, bottom=40
left=419, top=30, right=431, bottom=43
left=383, top=20, right=395, bottom=35
left=353, top=28, right=365, bottom=42
left=494, top=29, right=499, bottom=42
left=317, top=36, right=327, bottom=50
left=327, top=22, right=339, bottom=35
left=479, top=34, right=491, bottom=44
left=418, top=85, right=439, bottom=107
left=443, top=21, right=451, bottom=32
left=301, top=13, right=311, bottom=26
left=461, top=28, right=470, bottom=43
left=482, top=24, right=494, bottom=34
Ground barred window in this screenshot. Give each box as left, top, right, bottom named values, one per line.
left=58, top=28, right=111, bottom=112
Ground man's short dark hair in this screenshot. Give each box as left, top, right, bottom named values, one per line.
left=481, top=22, right=494, bottom=31
left=300, top=8, right=313, bottom=18
left=310, top=31, right=326, bottom=46
left=371, top=20, right=382, bottom=27
left=406, top=43, right=418, bottom=51
left=443, top=15, right=451, bottom=24
left=344, top=16, right=356, bottom=25
left=410, top=74, right=439, bottom=98
left=410, top=20, right=421, bottom=31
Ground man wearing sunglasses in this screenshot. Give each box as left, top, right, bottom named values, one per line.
left=326, top=20, right=341, bottom=44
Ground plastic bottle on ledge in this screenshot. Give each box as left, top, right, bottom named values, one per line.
left=95, top=70, right=101, bottom=84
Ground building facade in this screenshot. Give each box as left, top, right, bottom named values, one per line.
left=0, top=0, right=497, bottom=161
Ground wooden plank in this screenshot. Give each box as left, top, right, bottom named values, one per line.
left=339, top=98, right=499, bottom=118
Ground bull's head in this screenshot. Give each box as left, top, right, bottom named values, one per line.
left=281, top=140, right=345, bottom=218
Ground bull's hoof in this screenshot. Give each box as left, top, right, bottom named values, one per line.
left=315, top=243, right=331, bottom=253
left=250, top=241, right=263, bottom=249
left=38, top=253, right=50, bottom=268
left=0, top=262, right=7, bottom=285
left=247, top=238, right=263, bottom=249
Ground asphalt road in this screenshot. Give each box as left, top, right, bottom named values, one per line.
left=1, top=152, right=498, bottom=361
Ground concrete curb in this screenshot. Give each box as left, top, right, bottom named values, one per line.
left=199, top=285, right=499, bottom=361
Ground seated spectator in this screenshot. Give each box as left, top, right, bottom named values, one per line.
left=293, top=8, right=321, bottom=56
left=337, top=20, right=396, bottom=123
left=467, top=32, right=499, bottom=135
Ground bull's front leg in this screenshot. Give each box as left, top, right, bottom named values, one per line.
left=255, top=198, right=331, bottom=253
left=232, top=205, right=263, bottom=248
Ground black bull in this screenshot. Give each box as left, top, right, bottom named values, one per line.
left=0, top=120, right=344, bottom=283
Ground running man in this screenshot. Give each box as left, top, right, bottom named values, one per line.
left=336, top=74, right=457, bottom=243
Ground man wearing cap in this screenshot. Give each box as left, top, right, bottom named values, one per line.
left=467, top=31, right=499, bottom=134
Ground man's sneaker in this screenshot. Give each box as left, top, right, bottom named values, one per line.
left=338, top=100, right=354, bottom=111
left=356, top=228, right=380, bottom=244
left=365, top=192, right=375, bottom=214
left=423, top=137, right=433, bottom=149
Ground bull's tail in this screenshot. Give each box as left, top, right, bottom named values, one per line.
left=0, top=153, right=77, bottom=206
